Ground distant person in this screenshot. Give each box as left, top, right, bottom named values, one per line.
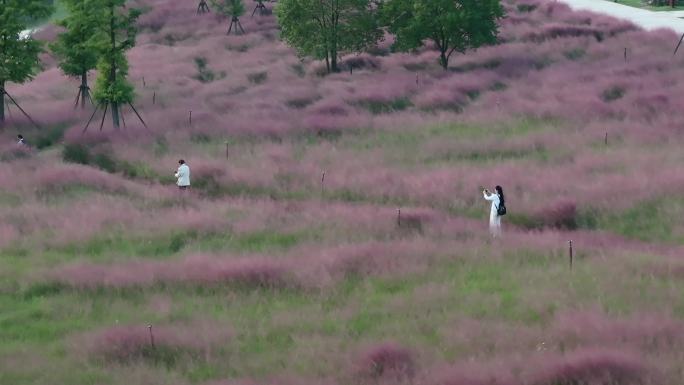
left=17, top=135, right=27, bottom=146
left=483, top=185, right=506, bottom=237
left=175, top=159, right=191, bottom=190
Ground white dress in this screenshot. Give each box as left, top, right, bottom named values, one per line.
left=483, top=191, right=501, bottom=236
left=175, top=164, right=191, bottom=187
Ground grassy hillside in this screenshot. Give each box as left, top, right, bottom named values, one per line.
left=2, top=0, right=684, bottom=384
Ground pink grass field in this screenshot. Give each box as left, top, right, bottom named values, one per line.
left=2, top=0, right=684, bottom=384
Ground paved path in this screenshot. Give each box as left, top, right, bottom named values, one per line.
left=557, top=0, right=684, bottom=34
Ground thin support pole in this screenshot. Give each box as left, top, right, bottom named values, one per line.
left=568, top=240, right=573, bottom=270
left=73, top=89, right=81, bottom=109
left=674, top=33, right=684, bottom=56
left=397, top=208, right=401, bottom=227
left=99, top=103, right=109, bottom=131
left=3, top=90, right=41, bottom=129
left=82, top=104, right=101, bottom=133
left=128, top=102, right=149, bottom=129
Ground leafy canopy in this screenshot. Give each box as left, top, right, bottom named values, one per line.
left=91, top=0, right=141, bottom=105
left=382, top=0, right=504, bottom=69
left=212, top=0, right=246, bottom=18
left=50, top=0, right=100, bottom=78
left=277, top=0, right=381, bottom=72
left=0, top=0, right=53, bottom=85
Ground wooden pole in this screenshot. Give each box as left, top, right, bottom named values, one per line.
left=225, top=141, right=230, bottom=158
left=397, top=208, right=401, bottom=227
left=148, top=324, right=155, bottom=348
left=153, top=91, right=156, bottom=105
left=568, top=240, right=573, bottom=270
left=321, top=171, right=325, bottom=195
left=624, top=47, right=627, bottom=63
left=189, top=110, right=192, bottom=126
left=604, top=132, right=608, bottom=146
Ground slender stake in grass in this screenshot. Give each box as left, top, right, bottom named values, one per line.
left=397, top=208, right=401, bottom=227
left=605, top=132, right=608, bottom=146
left=189, top=110, right=192, bottom=126
left=624, top=47, right=627, bottom=63
left=153, top=91, right=156, bottom=105
left=321, top=171, right=325, bottom=195
left=568, top=240, right=573, bottom=270
left=148, top=324, right=155, bottom=348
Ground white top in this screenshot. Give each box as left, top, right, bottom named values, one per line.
left=175, top=164, right=190, bottom=186
left=483, top=191, right=501, bottom=219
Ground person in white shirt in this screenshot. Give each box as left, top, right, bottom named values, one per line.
left=17, top=135, right=26, bottom=146
left=483, top=185, right=505, bottom=237
left=175, top=159, right=191, bottom=190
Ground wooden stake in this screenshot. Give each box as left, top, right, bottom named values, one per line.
left=568, top=240, right=573, bottom=270
left=604, top=132, right=608, bottom=146
left=189, top=110, right=192, bottom=126
left=321, top=171, right=325, bottom=195
left=153, top=91, right=156, bottom=105
left=397, top=208, right=401, bottom=227
left=148, top=324, right=155, bottom=348
left=624, top=47, right=627, bottom=63
left=225, top=141, right=230, bottom=158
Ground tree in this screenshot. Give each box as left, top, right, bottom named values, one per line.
left=50, top=0, right=100, bottom=109
left=277, top=0, right=381, bottom=73
left=89, top=0, right=141, bottom=129
left=0, top=0, right=53, bottom=125
left=382, top=0, right=503, bottom=70
left=212, top=0, right=246, bottom=35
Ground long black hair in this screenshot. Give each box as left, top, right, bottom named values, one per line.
left=495, top=185, right=505, bottom=205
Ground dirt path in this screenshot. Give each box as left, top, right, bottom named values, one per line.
left=557, top=0, right=684, bottom=33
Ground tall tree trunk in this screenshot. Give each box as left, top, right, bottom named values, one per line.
left=330, top=52, right=338, bottom=73
left=80, top=72, right=88, bottom=109
left=439, top=51, right=448, bottom=70
left=109, top=6, right=119, bottom=128
left=0, top=80, right=5, bottom=124
left=325, top=51, right=330, bottom=73
left=111, top=102, right=120, bottom=128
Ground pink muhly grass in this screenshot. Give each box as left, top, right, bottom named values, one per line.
left=535, top=200, right=578, bottom=230
left=54, top=255, right=295, bottom=290
left=354, top=342, right=415, bottom=382
left=526, top=348, right=649, bottom=385
left=79, top=322, right=232, bottom=364
left=429, top=361, right=518, bottom=385
left=552, top=311, right=684, bottom=352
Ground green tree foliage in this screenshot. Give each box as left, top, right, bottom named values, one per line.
left=277, top=0, right=381, bottom=73
left=382, top=0, right=504, bottom=70
left=212, top=0, right=246, bottom=34
left=91, top=0, right=141, bottom=128
left=0, top=0, right=53, bottom=124
left=50, top=0, right=100, bottom=109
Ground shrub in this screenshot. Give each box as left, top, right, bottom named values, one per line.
left=62, top=143, right=91, bottom=165
left=194, top=57, right=217, bottom=83
left=355, top=342, right=415, bottom=381
left=529, top=349, right=648, bottom=385
left=247, top=71, right=268, bottom=84
left=538, top=201, right=578, bottom=230
left=601, top=86, right=626, bottom=102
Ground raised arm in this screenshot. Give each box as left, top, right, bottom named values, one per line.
left=483, top=190, right=496, bottom=201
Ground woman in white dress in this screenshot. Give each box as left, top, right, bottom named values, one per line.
left=483, top=185, right=505, bottom=237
